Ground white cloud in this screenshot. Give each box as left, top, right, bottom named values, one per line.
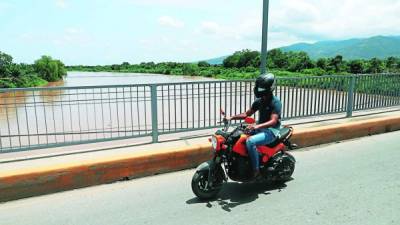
left=129, top=0, right=229, bottom=9
left=139, top=39, right=151, bottom=46
left=0, top=2, right=12, bottom=12
left=65, top=28, right=79, bottom=34
left=19, top=33, right=35, bottom=41
left=196, top=21, right=244, bottom=42
left=55, top=0, right=67, bottom=9
left=53, top=28, right=92, bottom=46
left=194, top=0, right=400, bottom=52
left=158, top=16, right=184, bottom=28
left=269, top=0, right=400, bottom=40
left=199, top=21, right=220, bottom=35
left=18, top=28, right=92, bottom=47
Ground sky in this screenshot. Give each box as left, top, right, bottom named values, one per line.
left=1, top=0, right=400, bottom=65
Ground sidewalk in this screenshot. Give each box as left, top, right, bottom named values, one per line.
left=1, top=106, right=399, bottom=174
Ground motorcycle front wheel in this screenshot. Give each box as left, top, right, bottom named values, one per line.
left=191, top=170, right=222, bottom=200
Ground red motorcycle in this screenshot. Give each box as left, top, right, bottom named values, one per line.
left=191, top=110, right=297, bottom=200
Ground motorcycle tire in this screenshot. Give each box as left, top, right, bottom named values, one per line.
left=191, top=170, right=222, bottom=200
left=276, top=153, right=295, bottom=183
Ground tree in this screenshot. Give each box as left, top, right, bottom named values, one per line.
left=329, top=55, right=344, bottom=73
left=0, top=51, right=13, bottom=68
left=385, top=57, right=397, bottom=72
left=166, top=62, right=179, bottom=68
left=316, top=58, right=328, bottom=71
left=223, top=53, right=240, bottom=68
left=397, top=58, right=400, bottom=70
left=222, top=50, right=259, bottom=68
left=348, top=60, right=364, bottom=74
left=367, top=58, right=384, bottom=73
left=140, top=62, right=155, bottom=69
left=182, top=63, right=198, bottom=76
left=8, top=64, right=22, bottom=78
left=267, top=49, right=288, bottom=69
left=34, top=55, right=66, bottom=82
left=250, top=55, right=261, bottom=68
left=287, top=51, right=314, bottom=72
left=111, top=64, right=121, bottom=70
left=237, top=49, right=259, bottom=68
left=0, top=51, right=13, bottom=77
left=197, top=61, right=210, bottom=67
left=121, top=62, right=130, bottom=69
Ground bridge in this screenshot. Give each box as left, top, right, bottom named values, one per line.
left=0, top=74, right=399, bottom=224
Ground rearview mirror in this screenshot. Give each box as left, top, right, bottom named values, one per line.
left=220, top=108, right=225, bottom=116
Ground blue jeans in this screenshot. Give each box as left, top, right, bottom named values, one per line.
left=245, top=128, right=276, bottom=171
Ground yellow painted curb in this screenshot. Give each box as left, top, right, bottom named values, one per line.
left=291, top=115, right=400, bottom=147
left=0, top=115, right=399, bottom=202
left=0, top=144, right=212, bottom=202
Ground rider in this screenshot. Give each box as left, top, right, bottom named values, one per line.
left=227, top=73, right=282, bottom=178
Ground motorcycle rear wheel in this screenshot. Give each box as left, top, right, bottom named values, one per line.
left=276, top=153, right=295, bottom=182
left=191, top=170, right=222, bottom=200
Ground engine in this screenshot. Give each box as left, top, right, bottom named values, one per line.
left=226, top=153, right=253, bottom=181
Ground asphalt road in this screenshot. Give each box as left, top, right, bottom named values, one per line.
left=1, top=131, right=399, bottom=225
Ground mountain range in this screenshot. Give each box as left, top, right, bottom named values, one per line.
left=204, top=35, right=400, bottom=64
left=281, top=35, right=400, bottom=60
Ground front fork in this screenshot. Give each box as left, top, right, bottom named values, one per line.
left=196, top=156, right=227, bottom=188
left=207, top=156, right=225, bottom=187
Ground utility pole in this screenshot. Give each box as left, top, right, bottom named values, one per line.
left=260, top=0, right=269, bottom=75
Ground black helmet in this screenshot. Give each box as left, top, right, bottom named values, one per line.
left=254, top=73, right=276, bottom=98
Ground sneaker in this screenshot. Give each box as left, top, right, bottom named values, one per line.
left=252, top=170, right=262, bottom=180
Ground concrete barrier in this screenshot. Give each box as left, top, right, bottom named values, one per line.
left=0, top=144, right=212, bottom=202
left=0, top=115, right=399, bottom=202
left=291, top=115, right=400, bottom=147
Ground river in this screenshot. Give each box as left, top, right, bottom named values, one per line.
left=0, top=72, right=220, bottom=151
left=56, top=72, right=217, bottom=87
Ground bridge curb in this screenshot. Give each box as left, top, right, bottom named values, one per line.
left=1, top=115, right=399, bottom=202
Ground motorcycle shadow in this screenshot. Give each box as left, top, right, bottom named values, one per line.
left=186, top=179, right=292, bottom=212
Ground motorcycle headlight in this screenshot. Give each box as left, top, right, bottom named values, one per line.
left=211, top=135, right=218, bottom=150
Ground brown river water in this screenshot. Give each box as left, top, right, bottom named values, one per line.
left=0, top=72, right=219, bottom=150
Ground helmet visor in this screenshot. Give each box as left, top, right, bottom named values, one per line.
left=257, top=87, right=267, bottom=92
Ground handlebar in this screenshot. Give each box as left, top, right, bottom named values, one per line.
left=218, top=117, right=256, bottom=133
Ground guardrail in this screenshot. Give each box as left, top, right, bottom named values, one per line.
left=0, top=74, right=399, bottom=152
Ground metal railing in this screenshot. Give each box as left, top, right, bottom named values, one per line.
left=1, top=74, right=399, bottom=152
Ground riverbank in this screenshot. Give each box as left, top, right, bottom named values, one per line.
left=0, top=52, right=67, bottom=88
left=67, top=48, right=400, bottom=80
left=0, top=75, right=48, bottom=88
left=67, top=66, right=313, bottom=80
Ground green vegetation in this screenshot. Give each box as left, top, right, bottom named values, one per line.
left=68, top=49, right=400, bottom=79
left=34, top=55, right=67, bottom=82
left=2, top=45, right=398, bottom=93
left=0, top=51, right=67, bottom=88
left=67, top=49, right=400, bottom=96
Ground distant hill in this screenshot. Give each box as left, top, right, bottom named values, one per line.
left=201, top=56, right=228, bottom=65
left=280, top=35, right=400, bottom=60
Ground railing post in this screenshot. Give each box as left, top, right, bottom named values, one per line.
left=346, top=76, right=356, bottom=117
left=150, top=84, right=159, bottom=143
left=260, top=0, right=270, bottom=74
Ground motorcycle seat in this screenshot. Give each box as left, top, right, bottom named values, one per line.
left=265, top=127, right=292, bottom=147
